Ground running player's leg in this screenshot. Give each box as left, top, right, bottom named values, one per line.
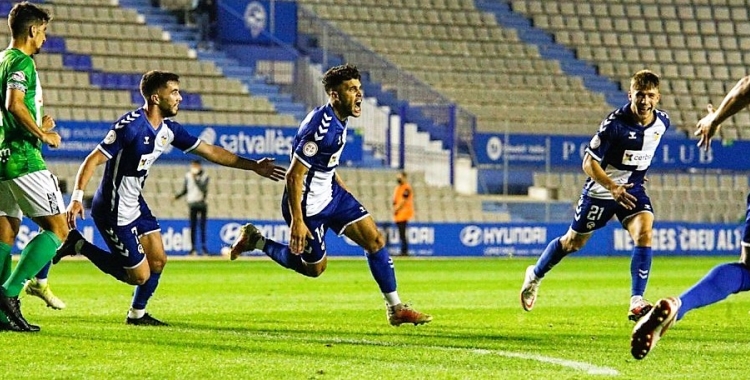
left=622, top=209, right=655, bottom=321
left=127, top=225, right=167, bottom=326
left=521, top=195, right=609, bottom=311
left=2, top=172, right=68, bottom=297
left=0, top=215, right=20, bottom=326
left=25, top=261, right=66, bottom=310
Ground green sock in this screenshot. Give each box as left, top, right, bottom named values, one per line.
left=0, top=242, right=11, bottom=323
left=2, top=231, right=60, bottom=297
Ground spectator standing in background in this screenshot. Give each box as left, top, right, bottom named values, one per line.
left=192, top=0, right=214, bottom=51
left=175, top=159, right=209, bottom=256
left=392, top=171, right=414, bottom=256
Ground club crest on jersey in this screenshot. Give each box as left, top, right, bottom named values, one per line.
left=159, top=134, right=168, bottom=147
left=103, top=130, right=116, bottom=145
left=302, top=141, right=318, bottom=157
left=590, top=135, right=601, bottom=149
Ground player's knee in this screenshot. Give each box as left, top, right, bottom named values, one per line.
left=302, top=260, right=327, bottom=277
left=363, top=233, right=386, bottom=254
left=127, top=273, right=150, bottom=285
left=559, top=237, right=583, bottom=253
left=149, top=257, right=168, bottom=272
left=52, top=226, right=69, bottom=243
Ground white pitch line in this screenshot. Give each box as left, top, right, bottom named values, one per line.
left=253, top=334, right=620, bottom=376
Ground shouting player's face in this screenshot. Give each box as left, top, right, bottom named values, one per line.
left=156, top=81, right=182, bottom=118
left=332, top=79, right=363, bottom=119
left=629, top=85, right=660, bottom=125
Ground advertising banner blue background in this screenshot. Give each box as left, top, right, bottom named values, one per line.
left=45, top=122, right=362, bottom=163
left=217, top=0, right=297, bottom=45
left=474, top=133, right=741, bottom=170
left=14, top=219, right=743, bottom=257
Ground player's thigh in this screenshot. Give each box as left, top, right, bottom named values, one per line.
left=0, top=216, right=20, bottom=245
left=622, top=211, right=654, bottom=246
left=343, top=216, right=384, bottom=253
left=139, top=231, right=167, bottom=272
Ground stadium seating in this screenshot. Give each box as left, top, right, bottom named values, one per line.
left=508, top=0, right=750, bottom=138
left=297, top=0, right=614, bottom=135
left=532, top=170, right=748, bottom=223
left=45, top=161, right=510, bottom=222
left=0, top=0, right=297, bottom=127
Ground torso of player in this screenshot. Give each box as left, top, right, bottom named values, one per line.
left=93, top=109, right=200, bottom=225
left=291, top=104, right=348, bottom=216
left=583, top=105, right=670, bottom=200
left=0, top=49, right=46, bottom=181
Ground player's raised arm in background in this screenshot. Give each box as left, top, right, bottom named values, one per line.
left=582, top=153, right=636, bottom=210
left=191, top=141, right=285, bottom=181
left=285, top=157, right=312, bottom=255
left=66, top=149, right=109, bottom=229
left=695, top=75, right=750, bottom=150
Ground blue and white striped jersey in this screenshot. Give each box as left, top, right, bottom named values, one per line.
left=91, top=108, right=201, bottom=225
left=583, top=104, right=670, bottom=200
left=290, top=103, right=348, bottom=216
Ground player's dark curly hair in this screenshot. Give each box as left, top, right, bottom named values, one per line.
left=8, top=2, right=51, bottom=39
left=140, top=70, right=180, bottom=100
left=631, top=70, right=660, bottom=90
left=322, top=64, right=361, bottom=94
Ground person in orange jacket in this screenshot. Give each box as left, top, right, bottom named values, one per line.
left=392, top=171, right=414, bottom=256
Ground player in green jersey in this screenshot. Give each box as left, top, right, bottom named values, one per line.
left=0, top=2, right=68, bottom=332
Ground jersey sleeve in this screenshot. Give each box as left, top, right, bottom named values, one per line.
left=585, top=115, right=616, bottom=162
left=6, top=55, right=34, bottom=94
left=168, top=120, right=201, bottom=153
left=97, top=122, right=135, bottom=159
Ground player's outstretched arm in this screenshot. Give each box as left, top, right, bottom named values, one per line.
left=67, top=149, right=109, bottom=229
left=695, top=76, right=750, bottom=150
left=192, top=142, right=286, bottom=181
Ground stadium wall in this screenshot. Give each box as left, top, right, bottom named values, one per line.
left=17, top=218, right=743, bottom=257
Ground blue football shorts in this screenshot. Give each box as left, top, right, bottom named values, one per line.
left=570, top=189, right=654, bottom=234
left=282, top=186, right=369, bottom=264
left=92, top=204, right=161, bottom=269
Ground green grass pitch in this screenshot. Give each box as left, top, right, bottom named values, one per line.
left=4, top=256, right=749, bottom=379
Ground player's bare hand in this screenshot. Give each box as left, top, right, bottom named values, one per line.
left=610, top=183, right=637, bottom=210
left=289, top=219, right=312, bottom=255
left=42, top=131, right=61, bottom=148
left=695, top=104, right=721, bottom=151
left=254, top=157, right=286, bottom=181
left=41, top=115, right=56, bottom=132
left=66, top=201, right=85, bottom=230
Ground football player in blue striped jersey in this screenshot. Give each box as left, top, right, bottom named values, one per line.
left=53, top=71, right=284, bottom=326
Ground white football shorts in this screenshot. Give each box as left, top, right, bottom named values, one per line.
left=0, top=169, right=65, bottom=219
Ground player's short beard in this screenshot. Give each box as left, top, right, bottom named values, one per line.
left=161, top=105, right=177, bottom=118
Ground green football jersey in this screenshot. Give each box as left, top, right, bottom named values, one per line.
left=0, top=48, right=46, bottom=181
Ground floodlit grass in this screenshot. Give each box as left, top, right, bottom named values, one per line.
left=4, top=256, right=749, bottom=379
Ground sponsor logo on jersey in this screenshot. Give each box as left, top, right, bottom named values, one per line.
left=622, top=150, right=653, bottom=166
left=144, top=136, right=150, bottom=145
left=303, top=141, right=318, bottom=157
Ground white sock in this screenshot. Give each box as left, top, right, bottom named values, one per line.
left=35, top=278, right=48, bottom=287
left=630, top=295, right=643, bottom=304
left=384, top=292, right=401, bottom=306
left=128, top=308, right=146, bottom=319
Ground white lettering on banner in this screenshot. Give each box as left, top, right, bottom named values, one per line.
left=161, top=227, right=191, bottom=251
left=387, top=227, right=435, bottom=244
left=15, top=225, right=39, bottom=250
left=614, top=228, right=677, bottom=251
left=679, top=228, right=715, bottom=251
left=716, top=229, right=743, bottom=250
left=483, top=227, right=546, bottom=245
left=219, top=130, right=293, bottom=155
left=560, top=140, right=589, bottom=161
left=255, top=224, right=290, bottom=244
